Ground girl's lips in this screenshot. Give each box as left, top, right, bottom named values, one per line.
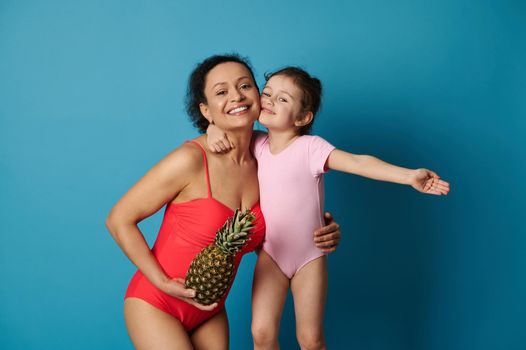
left=261, top=108, right=275, bottom=115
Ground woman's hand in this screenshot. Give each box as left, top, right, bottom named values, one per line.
left=313, top=212, right=341, bottom=253
left=410, top=169, right=450, bottom=195
left=206, top=124, right=234, bottom=153
left=159, top=277, right=218, bottom=311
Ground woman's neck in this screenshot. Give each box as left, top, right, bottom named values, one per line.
left=222, top=128, right=255, bottom=164
left=267, top=129, right=301, bottom=154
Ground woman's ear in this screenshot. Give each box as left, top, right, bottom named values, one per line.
left=199, top=103, right=213, bottom=123
left=294, top=111, right=314, bottom=127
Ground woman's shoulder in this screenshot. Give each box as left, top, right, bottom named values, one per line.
left=158, top=138, right=205, bottom=174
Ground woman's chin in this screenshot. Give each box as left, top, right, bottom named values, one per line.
left=219, top=119, right=256, bottom=132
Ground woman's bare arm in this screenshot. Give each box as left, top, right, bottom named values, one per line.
left=105, top=143, right=217, bottom=310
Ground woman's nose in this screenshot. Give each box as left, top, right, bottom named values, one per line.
left=230, top=90, right=244, bottom=102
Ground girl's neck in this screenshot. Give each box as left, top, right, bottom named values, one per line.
left=267, top=128, right=301, bottom=154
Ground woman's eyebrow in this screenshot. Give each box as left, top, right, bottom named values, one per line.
left=212, top=76, right=251, bottom=89
left=236, top=76, right=251, bottom=82
left=212, top=82, right=227, bottom=89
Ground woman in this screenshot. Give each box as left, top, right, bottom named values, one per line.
left=105, top=54, right=341, bottom=349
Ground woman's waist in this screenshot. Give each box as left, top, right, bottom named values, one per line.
left=155, top=221, right=264, bottom=254
left=131, top=252, right=244, bottom=285
left=152, top=244, right=204, bottom=276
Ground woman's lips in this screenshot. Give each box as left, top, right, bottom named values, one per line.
left=227, top=105, right=250, bottom=115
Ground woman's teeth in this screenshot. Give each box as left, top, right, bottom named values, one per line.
left=228, top=106, right=248, bottom=114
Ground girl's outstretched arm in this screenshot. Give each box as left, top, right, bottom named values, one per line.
left=326, top=149, right=450, bottom=195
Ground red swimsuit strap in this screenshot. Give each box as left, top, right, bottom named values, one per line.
left=185, top=140, right=212, bottom=198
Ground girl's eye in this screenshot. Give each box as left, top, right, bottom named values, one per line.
left=262, top=92, right=271, bottom=97
left=279, top=97, right=287, bottom=103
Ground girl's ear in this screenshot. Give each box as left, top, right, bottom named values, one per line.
left=199, top=103, right=213, bottom=123
left=294, top=111, right=314, bottom=127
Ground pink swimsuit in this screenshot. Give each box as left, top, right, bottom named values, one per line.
left=252, top=133, right=335, bottom=278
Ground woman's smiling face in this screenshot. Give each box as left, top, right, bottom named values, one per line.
left=199, top=62, right=261, bottom=132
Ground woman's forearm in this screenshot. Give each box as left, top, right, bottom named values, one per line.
left=106, top=220, right=169, bottom=289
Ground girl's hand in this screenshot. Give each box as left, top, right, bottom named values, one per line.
left=206, top=124, right=234, bottom=153
left=410, top=169, right=450, bottom=195
left=159, top=277, right=218, bottom=311
left=314, top=212, right=341, bottom=253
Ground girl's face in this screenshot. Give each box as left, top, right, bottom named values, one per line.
left=200, top=62, right=261, bottom=132
left=258, top=75, right=304, bottom=133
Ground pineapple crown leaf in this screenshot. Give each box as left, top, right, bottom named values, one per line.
left=214, top=208, right=257, bottom=254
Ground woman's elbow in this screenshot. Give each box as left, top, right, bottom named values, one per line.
left=105, top=209, right=122, bottom=242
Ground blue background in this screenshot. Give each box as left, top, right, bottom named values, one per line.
left=1, top=0, right=525, bottom=349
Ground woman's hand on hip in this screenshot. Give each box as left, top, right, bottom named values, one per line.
left=159, top=277, right=218, bottom=311
left=313, top=212, right=341, bottom=253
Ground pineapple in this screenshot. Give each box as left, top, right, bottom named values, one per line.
left=185, top=208, right=256, bottom=305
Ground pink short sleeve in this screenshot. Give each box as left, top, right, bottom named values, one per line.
left=251, top=131, right=268, bottom=159
left=308, top=136, right=335, bottom=177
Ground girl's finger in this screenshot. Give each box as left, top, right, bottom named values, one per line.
left=438, top=180, right=450, bottom=187
left=424, top=181, right=434, bottom=192
left=222, top=139, right=232, bottom=149
left=426, top=189, right=442, bottom=195
left=428, top=170, right=440, bottom=178
left=437, top=184, right=450, bottom=191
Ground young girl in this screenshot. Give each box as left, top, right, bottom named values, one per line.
left=207, top=67, right=450, bottom=349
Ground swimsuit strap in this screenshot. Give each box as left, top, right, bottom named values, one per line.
left=185, top=140, right=212, bottom=198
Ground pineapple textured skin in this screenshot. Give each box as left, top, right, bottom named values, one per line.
left=185, top=209, right=256, bottom=305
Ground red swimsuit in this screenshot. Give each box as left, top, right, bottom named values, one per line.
left=125, top=141, right=265, bottom=331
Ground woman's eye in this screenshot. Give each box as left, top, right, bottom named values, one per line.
left=240, top=84, right=251, bottom=90
left=216, top=90, right=227, bottom=96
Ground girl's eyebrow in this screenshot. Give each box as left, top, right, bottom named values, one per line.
left=263, top=86, right=294, bottom=100
left=277, top=89, right=295, bottom=100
